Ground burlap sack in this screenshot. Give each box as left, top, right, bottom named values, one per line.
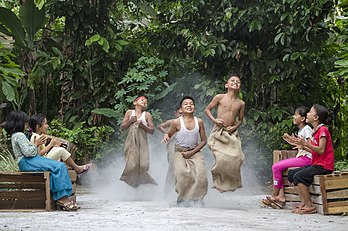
left=120, top=123, right=157, bottom=187
left=164, top=138, right=176, bottom=193
left=208, top=125, right=244, bottom=192
left=174, top=145, right=208, bottom=202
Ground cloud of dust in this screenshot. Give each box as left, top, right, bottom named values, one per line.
left=85, top=72, right=268, bottom=206
left=86, top=118, right=267, bottom=207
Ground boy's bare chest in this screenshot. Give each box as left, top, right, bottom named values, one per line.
left=219, top=99, right=241, bottom=112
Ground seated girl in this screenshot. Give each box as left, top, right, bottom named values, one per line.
left=4, top=110, right=78, bottom=210
left=28, top=114, right=92, bottom=175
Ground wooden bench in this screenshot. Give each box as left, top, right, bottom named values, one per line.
left=0, top=170, right=77, bottom=211
left=274, top=150, right=348, bottom=215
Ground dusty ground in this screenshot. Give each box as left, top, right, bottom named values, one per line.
left=0, top=184, right=347, bottom=231
left=1, top=138, right=347, bottom=231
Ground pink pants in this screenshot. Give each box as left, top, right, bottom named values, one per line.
left=272, top=155, right=311, bottom=189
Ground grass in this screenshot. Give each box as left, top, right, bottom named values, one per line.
left=0, top=145, right=18, bottom=172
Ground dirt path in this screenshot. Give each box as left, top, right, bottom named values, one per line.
left=1, top=187, right=347, bottom=231
left=1, top=140, right=347, bottom=231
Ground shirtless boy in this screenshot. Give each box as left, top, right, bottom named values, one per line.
left=205, top=75, right=245, bottom=192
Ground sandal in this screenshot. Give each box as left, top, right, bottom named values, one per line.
left=77, top=163, right=93, bottom=175
left=56, top=200, right=78, bottom=211
left=266, top=196, right=285, bottom=209
left=69, top=195, right=81, bottom=209
left=291, top=203, right=304, bottom=213
left=294, top=207, right=317, bottom=214
left=260, top=198, right=278, bottom=209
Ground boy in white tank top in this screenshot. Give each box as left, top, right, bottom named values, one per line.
left=162, top=96, right=208, bottom=206
left=119, top=95, right=157, bottom=187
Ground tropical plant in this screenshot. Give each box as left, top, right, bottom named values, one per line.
left=0, top=0, right=47, bottom=112
left=0, top=39, right=25, bottom=111
left=48, top=119, right=114, bottom=161
left=327, top=0, right=348, bottom=159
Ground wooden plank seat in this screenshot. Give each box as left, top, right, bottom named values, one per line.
left=0, top=170, right=77, bottom=211
left=273, top=150, right=348, bottom=215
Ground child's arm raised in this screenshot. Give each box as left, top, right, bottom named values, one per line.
left=139, top=112, right=154, bottom=134
left=182, top=118, right=207, bottom=159
left=162, top=119, right=179, bottom=143
left=120, top=110, right=137, bottom=131
left=205, top=94, right=224, bottom=126
left=158, top=119, right=173, bottom=134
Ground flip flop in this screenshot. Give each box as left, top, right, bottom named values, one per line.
left=294, top=207, right=317, bottom=214
left=291, top=203, right=305, bottom=213
left=77, top=163, right=93, bottom=175
left=266, top=196, right=285, bottom=209
left=260, top=198, right=278, bottom=209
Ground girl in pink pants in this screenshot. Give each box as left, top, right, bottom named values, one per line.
left=261, top=106, right=312, bottom=209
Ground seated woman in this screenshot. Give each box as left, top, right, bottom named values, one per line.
left=4, top=110, right=78, bottom=210
left=28, top=114, right=92, bottom=175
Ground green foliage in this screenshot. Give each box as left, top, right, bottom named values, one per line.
left=106, top=56, right=171, bottom=124
left=0, top=148, right=18, bottom=172
left=0, top=41, right=25, bottom=110
left=48, top=119, right=114, bottom=161
left=326, top=0, right=348, bottom=159
left=0, top=131, right=18, bottom=172
left=19, top=0, right=46, bottom=48
left=335, top=159, right=348, bottom=171
left=85, top=33, right=110, bottom=53
left=0, top=0, right=347, bottom=177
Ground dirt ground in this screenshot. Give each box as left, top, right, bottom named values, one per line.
left=1, top=184, right=347, bottom=231
left=1, top=139, right=347, bottom=231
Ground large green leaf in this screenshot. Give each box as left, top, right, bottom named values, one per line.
left=2, top=81, right=16, bottom=102
left=19, top=0, right=46, bottom=47
left=130, top=0, right=157, bottom=17
left=92, top=108, right=118, bottom=119
left=153, top=82, right=177, bottom=100
left=0, top=7, right=27, bottom=48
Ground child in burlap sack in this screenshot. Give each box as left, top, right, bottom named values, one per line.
left=120, top=95, right=157, bottom=188
left=162, top=96, right=208, bottom=207
left=205, top=75, right=245, bottom=192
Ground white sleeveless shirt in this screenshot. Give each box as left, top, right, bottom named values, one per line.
left=175, top=116, right=199, bottom=149
left=131, top=110, right=147, bottom=126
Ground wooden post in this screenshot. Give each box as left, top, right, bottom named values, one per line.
left=44, top=172, right=52, bottom=211
left=319, top=175, right=328, bottom=215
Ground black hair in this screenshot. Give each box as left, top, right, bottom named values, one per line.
left=312, top=104, right=329, bottom=124
left=295, top=106, right=310, bottom=118
left=29, top=114, right=46, bottom=132
left=225, top=73, right=240, bottom=82
left=3, top=111, right=29, bottom=135
left=179, top=96, right=195, bottom=107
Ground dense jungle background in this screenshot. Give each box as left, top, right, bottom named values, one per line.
left=0, top=0, right=347, bottom=183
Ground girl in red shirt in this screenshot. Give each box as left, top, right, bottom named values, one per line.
left=288, top=104, right=334, bottom=214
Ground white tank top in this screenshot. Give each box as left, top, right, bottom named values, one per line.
left=131, top=110, right=147, bottom=126
left=175, top=116, right=199, bottom=149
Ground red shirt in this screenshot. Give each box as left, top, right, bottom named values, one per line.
left=311, top=125, right=334, bottom=171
